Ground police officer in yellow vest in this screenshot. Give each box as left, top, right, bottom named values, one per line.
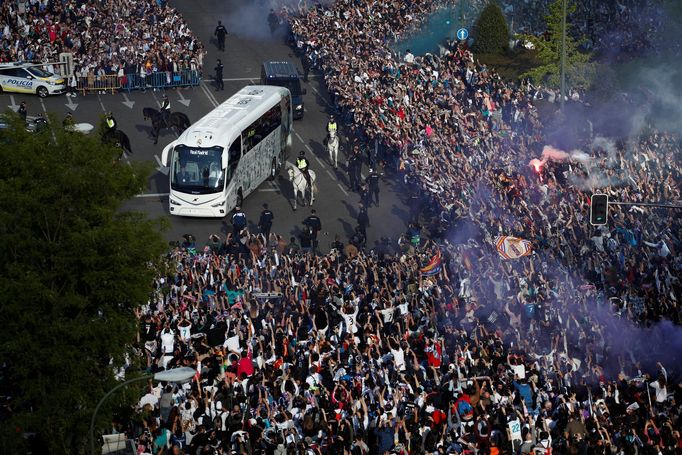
left=105, top=112, right=117, bottom=131
left=296, top=150, right=311, bottom=188
left=327, top=115, right=337, bottom=135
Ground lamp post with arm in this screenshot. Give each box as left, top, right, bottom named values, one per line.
left=89, top=367, right=196, bottom=455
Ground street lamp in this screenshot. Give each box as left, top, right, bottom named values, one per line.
left=560, top=0, right=567, bottom=109
left=89, top=367, right=195, bottom=455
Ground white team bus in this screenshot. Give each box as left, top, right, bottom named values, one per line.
left=161, top=85, right=292, bottom=217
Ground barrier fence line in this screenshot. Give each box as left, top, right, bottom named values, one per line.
left=75, top=70, right=201, bottom=94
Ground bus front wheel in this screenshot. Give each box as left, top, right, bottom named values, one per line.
left=237, top=189, right=244, bottom=208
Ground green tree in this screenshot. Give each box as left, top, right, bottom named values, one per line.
left=472, top=2, right=509, bottom=55
left=0, top=113, right=167, bottom=454
left=520, top=0, right=595, bottom=90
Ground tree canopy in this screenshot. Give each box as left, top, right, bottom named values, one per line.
left=520, top=0, right=595, bottom=90
left=472, top=2, right=510, bottom=55
left=0, top=113, right=167, bottom=454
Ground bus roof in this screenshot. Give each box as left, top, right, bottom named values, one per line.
left=175, top=85, right=289, bottom=149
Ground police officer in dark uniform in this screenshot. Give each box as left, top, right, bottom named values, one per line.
left=231, top=205, right=247, bottom=237
left=303, top=209, right=322, bottom=251
left=267, top=9, right=279, bottom=35
left=302, top=55, right=311, bottom=82
left=406, top=173, right=421, bottom=223
left=296, top=150, right=312, bottom=189
left=215, top=59, right=224, bottom=91
left=18, top=101, right=27, bottom=121
left=214, top=21, right=228, bottom=51
left=359, top=181, right=370, bottom=208
left=366, top=167, right=381, bottom=207
left=347, top=145, right=362, bottom=191
left=258, top=203, right=274, bottom=241
left=160, top=94, right=171, bottom=128
left=357, top=202, right=369, bottom=238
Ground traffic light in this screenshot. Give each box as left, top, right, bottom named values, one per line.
left=590, top=194, right=609, bottom=225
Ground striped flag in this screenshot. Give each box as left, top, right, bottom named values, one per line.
left=495, top=236, right=532, bottom=260
left=420, top=250, right=442, bottom=276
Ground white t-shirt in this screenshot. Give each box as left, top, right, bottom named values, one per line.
left=160, top=330, right=175, bottom=354
left=391, top=347, right=406, bottom=371
left=650, top=381, right=667, bottom=403
left=340, top=306, right=359, bottom=333
left=510, top=363, right=526, bottom=380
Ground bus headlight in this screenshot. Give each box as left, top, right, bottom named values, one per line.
left=211, top=200, right=226, bottom=208
left=169, top=198, right=181, bottom=206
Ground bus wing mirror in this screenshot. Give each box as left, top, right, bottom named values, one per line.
left=161, top=142, right=174, bottom=167
left=222, top=150, right=228, bottom=169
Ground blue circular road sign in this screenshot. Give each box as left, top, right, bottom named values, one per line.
left=457, top=28, right=469, bottom=40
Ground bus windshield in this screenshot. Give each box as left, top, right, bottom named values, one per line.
left=171, top=145, right=225, bottom=194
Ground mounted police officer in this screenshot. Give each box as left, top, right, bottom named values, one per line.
left=160, top=94, right=171, bottom=127
left=296, top=150, right=311, bottom=189
left=63, top=112, right=75, bottom=128
left=105, top=111, right=117, bottom=131
left=327, top=115, right=337, bottom=135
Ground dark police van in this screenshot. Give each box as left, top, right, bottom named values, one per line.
left=261, top=61, right=305, bottom=119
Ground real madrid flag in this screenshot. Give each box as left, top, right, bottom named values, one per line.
left=495, top=236, right=532, bottom=260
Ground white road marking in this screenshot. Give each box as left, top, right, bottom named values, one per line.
left=96, top=94, right=107, bottom=112
left=337, top=183, right=348, bottom=196
left=154, top=154, right=170, bottom=175
left=308, top=84, right=332, bottom=108
left=258, top=188, right=278, bottom=192
left=204, top=75, right=318, bottom=82
left=199, top=80, right=219, bottom=107
left=150, top=89, right=161, bottom=108
left=326, top=169, right=335, bottom=178
left=135, top=193, right=169, bottom=198
left=39, top=98, right=58, bottom=142
left=177, top=89, right=191, bottom=107
left=122, top=93, right=135, bottom=109
left=8, top=95, right=19, bottom=112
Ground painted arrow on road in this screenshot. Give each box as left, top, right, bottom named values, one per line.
left=122, top=93, right=135, bottom=109
left=177, top=89, right=191, bottom=107
left=65, top=96, right=78, bottom=111
left=8, top=95, right=19, bottom=112
left=154, top=154, right=169, bottom=175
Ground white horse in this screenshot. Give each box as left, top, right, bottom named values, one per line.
left=286, top=162, right=316, bottom=211
left=327, top=130, right=340, bottom=168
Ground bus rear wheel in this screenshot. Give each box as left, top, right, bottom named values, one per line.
left=236, top=189, right=244, bottom=208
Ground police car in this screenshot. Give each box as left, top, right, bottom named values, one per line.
left=0, top=63, right=66, bottom=97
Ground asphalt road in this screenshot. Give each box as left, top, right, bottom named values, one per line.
left=4, top=0, right=411, bottom=251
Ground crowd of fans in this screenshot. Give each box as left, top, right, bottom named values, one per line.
left=0, top=0, right=204, bottom=81
left=104, top=0, right=681, bottom=454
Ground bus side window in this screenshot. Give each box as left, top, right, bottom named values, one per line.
left=227, top=138, right=241, bottom=181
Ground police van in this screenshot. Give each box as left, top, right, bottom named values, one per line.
left=261, top=61, right=306, bottom=119
left=0, top=63, right=66, bottom=97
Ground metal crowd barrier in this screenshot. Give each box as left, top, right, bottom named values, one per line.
left=76, top=70, right=201, bottom=94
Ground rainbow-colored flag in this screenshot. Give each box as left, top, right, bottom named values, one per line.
left=420, top=250, right=442, bottom=276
